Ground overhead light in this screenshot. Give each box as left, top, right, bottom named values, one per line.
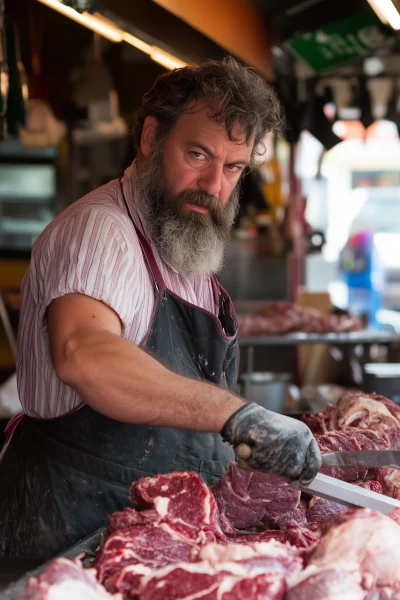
left=123, top=34, right=187, bottom=70
left=36, top=0, right=188, bottom=70
left=122, top=32, right=151, bottom=55
left=367, top=0, right=400, bottom=30
left=37, top=0, right=123, bottom=41
left=150, top=47, right=188, bottom=70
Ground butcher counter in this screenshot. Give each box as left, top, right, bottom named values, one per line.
left=3, top=392, right=400, bottom=599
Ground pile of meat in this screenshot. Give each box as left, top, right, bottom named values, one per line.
left=16, top=472, right=303, bottom=600
left=16, top=392, right=400, bottom=600
left=239, top=301, right=362, bottom=336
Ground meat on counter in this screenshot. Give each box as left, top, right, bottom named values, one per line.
left=15, top=391, right=400, bottom=600
left=239, top=301, right=362, bottom=337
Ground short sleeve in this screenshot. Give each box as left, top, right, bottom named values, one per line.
left=30, top=206, right=136, bottom=332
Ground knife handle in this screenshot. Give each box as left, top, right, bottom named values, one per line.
left=235, top=443, right=294, bottom=482
left=235, top=443, right=252, bottom=461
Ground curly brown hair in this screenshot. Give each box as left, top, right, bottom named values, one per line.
left=134, top=57, right=284, bottom=165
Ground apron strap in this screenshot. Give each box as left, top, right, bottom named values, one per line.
left=133, top=224, right=167, bottom=293
left=118, top=178, right=166, bottom=293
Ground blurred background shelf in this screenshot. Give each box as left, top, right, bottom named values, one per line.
left=239, top=331, right=400, bottom=346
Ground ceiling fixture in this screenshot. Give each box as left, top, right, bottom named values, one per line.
left=121, top=32, right=151, bottom=55
left=37, top=0, right=123, bottom=42
left=150, top=48, right=187, bottom=70
left=37, top=0, right=188, bottom=69
left=366, top=0, right=400, bottom=30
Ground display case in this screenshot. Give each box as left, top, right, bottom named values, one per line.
left=0, top=141, right=58, bottom=375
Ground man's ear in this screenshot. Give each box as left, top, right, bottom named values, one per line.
left=140, top=116, right=159, bottom=157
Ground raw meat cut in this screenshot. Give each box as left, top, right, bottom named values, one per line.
left=288, top=509, right=400, bottom=599
left=102, top=564, right=151, bottom=597
left=131, top=471, right=224, bottom=542
left=315, top=430, right=370, bottom=482
left=195, top=541, right=303, bottom=585
left=332, top=393, right=400, bottom=431
left=95, top=472, right=230, bottom=596
left=358, top=480, right=384, bottom=493
left=228, top=523, right=321, bottom=551
left=138, top=564, right=285, bottom=600
left=315, top=427, right=394, bottom=482
left=306, top=480, right=383, bottom=523
left=302, top=412, right=328, bottom=435
left=239, top=314, right=289, bottom=337
left=306, top=495, right=348, bottom=523
left=15, top=558, right=119, bottom=600
left=211, top=462, right=306, bottom=531
left=304, top=392, right=400, bottom=434
left=107, top=508, right=159, bottom=533
left=376, top=468, right=400, bottom=500
left=136, top=540, right=299, bottom=600
left=239, top=301, right=361, bottom=337
left=93, top=524, right=195, bottom=584
left=288, top=565, right=364, bottom=600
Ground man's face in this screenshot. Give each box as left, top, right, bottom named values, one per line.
left=136, top=101, right=253, bottom=279
left=161, top=100, right=252, bottom=211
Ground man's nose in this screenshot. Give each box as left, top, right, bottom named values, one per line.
left=197, top=165, right=223, bottom=199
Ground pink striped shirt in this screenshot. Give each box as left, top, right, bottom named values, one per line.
left=17, top=163, right=219, bottom=418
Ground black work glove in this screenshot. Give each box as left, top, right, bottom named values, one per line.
left=221, top=403, right=321, bottom=486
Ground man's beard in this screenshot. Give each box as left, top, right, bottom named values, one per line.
left=135, top=146, right=239, bottom=280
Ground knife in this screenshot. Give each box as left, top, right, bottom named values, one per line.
left=234, top=443, right=400, bottom=515
left=321, top=450, right=400, bottom=469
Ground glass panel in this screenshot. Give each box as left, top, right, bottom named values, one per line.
left=0, top=164, right=56, bottom=251
left=0, top=165, right=55, bottom=201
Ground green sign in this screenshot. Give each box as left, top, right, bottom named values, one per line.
left=287, top=12, right=394, bottom=73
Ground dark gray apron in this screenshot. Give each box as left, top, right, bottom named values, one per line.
left=0, top=182, right=238, bottom=559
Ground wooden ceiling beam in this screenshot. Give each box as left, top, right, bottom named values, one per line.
left=151, top=0, right=273, bottom=78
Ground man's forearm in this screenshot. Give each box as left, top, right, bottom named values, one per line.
left=55, top=329, right=245, bottom=432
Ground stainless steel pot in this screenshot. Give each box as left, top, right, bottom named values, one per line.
left=240, top=372, right=291, bottom=413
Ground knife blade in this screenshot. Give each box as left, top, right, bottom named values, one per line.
left=296, top=472, right=400, bottom=514
left=322, top=450, right=400, bottom=469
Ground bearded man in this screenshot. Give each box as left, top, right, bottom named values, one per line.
left=0, top=58, right=321, bottom=559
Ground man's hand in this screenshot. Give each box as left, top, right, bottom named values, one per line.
left=221, top=403, right=321, bottom=485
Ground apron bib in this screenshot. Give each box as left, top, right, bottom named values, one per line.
left=0, top=181, right=238, bottom=558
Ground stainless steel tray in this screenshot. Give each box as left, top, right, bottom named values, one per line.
left=0, top=526, right=107, bottom=599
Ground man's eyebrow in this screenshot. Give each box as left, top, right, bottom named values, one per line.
left=190, top=141, right=249, bottom=166
left=227, top=158, right=250, bottom=166
left=191, top=141, right=216, bottom=158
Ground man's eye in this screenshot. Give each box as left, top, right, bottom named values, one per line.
left=191, top=151, right=206, bottom=160
left=226, top=164, right=241, bottom=173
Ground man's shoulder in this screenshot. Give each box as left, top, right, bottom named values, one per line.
left=61, top=178, right=131, bottom=227
left=35, top=178, right=137, bottom=248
